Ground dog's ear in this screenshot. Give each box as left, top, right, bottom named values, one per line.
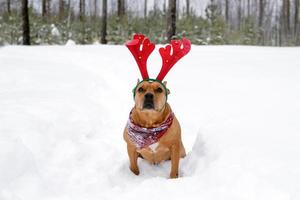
left=163, top=81, right=170, bottom=94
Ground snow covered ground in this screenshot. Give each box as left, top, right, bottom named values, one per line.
left=0, top=45, right=300, bottom=200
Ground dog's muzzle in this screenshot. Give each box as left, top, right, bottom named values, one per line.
left=143, top=93, right=154, bottom=109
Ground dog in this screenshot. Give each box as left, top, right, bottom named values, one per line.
left=123, top=34, right=191, bottom=178
left=123, top=80, right=186, bottom=178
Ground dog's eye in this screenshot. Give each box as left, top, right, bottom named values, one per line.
left=155, top=87, right=163, bottom=93
left=138, top=87, right=145, bottom=93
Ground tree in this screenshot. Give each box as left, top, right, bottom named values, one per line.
left=247, top=0, right=251, bottom=17
left=42, top=0, right=51, bottom=18
left=163, top=0, right=167, bottom=14
left=282, top=0, right=291, bottom=40
left=79, top=0, right=85, bottom=21
left=7, top=0, right=11, bottom=15
left=287, top=0, right=291, bottom=32
left=237, top=0, right=242, bottom=29
left=259, top=0, right=264, bottom=27
left=101, top=0, right=107, bottom=44
left=295, top=0, right=299, bottom=36
left=94, top=0, right=97, bottom=19
left=144, top=0, right=147, bottom=18
left=225, top=0, right=229, bottom=22
left=42, top=0, right=46, bottom=17
left=47, top=0, right=51, bottom=16
left=117, top=0, right=125, bottom=17
left=59, top=0, right=65, bottom=20
left=67, top=0, right=72, bottom=28
left=186, top=0, right=190, bottom=17
left=21, top=0, right=30, bottom=45
left=258, top=0, right=265, bottom=44
left=167, top=0, right=177, bottom=42
left=153, top=0, right=158, bottom=14
left=206, top=0, right=226, bottom=44
left=176, top=0, right=179, bottom=19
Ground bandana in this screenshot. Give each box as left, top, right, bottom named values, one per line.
left=127, top=112, right=174, bottom=149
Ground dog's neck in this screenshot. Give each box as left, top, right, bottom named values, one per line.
left=131, top=103, right=171, bottom=128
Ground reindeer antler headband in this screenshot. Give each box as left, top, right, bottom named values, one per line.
left=126, top=34, right=191, bottom=99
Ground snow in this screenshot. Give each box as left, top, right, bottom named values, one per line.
left=0, top=45, right=300, bottom=200
left=65, top=39, right=76, bottom=46
left=51, top=24, right=60, bottom=37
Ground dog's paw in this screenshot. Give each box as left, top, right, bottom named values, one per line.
left=130, top=166, right=140, bottom=175
left=169, top=172, right=178, bottom=179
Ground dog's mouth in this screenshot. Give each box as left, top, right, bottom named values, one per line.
left=143, top=100, right=154, bottom=109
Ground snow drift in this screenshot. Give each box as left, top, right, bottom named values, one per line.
left=0, top=45, right=300, bottom=200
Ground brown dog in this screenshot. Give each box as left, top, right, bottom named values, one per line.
left=123, top=80, right=186, bottom=178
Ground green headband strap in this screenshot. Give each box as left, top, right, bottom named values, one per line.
left=132, top=78, right=169, bottom=100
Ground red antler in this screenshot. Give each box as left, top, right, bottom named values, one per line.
left=126, top=34, right=155, bottom=80
left=156, top=38, right=191, bottom=81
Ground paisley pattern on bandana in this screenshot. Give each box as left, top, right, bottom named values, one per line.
left=127, top=112, right=174, bottom=149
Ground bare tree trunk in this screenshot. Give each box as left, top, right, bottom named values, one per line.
left=144, top=0, right=147, bottom=18
left=59, top=0, right=64, bottom=20
left=67, top=0, right=72, bottom=31
left=295, top=0, right=299, bottom=36
left=47, top=0, right=51, bottom=17
left=7, top=0, right=11, bottom=14
left=237, top=0, right=242, bottom=29
left=282, top=0, right=291, bottom=39
left=101, top=0, right=107, bottom=44
left=225, top=0, right=229, bottom=22
left=42, top=0, right=46, bottom=17
left=79, top=0, right=85, bottom=21
left=287, top=0, right=290, bottom=32
left=94, top=0, right=97, bottom=19
left=153, top=0, right=158, bottom=14
left=117, top=0, right=125, bottom=17
left=22, top=0, right=30, bottom=45
left=279, top=15, right=283, bottom=46
left=176, top=0, right=179, bottom=19
left=163, top=0, right=167, bottom=14
left=258, top=0, right=264, bottom=27
left=247, top=0, right=251, bottom=17
left=167, top=0, right=177, bottom=42
left=275, top=3, right=279, bottom=46
left=186, top=0, right=190, bottom=17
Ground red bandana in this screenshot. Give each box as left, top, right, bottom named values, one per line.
left=127, top=112, right=174, bottom=149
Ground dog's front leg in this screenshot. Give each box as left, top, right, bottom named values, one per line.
left=127, top=144, right=140, bottom=175
left=170, top=143, right=180, bottom=178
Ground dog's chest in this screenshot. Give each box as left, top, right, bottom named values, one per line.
left=137, top=140, right=170, bottom=164
left=149, top=142, right=159, bottom=152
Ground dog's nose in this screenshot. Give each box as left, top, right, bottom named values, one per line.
left=145, top=93, right=154, bottom=100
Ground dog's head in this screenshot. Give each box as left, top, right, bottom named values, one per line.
left=133, top=80, right=170, bottom=112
